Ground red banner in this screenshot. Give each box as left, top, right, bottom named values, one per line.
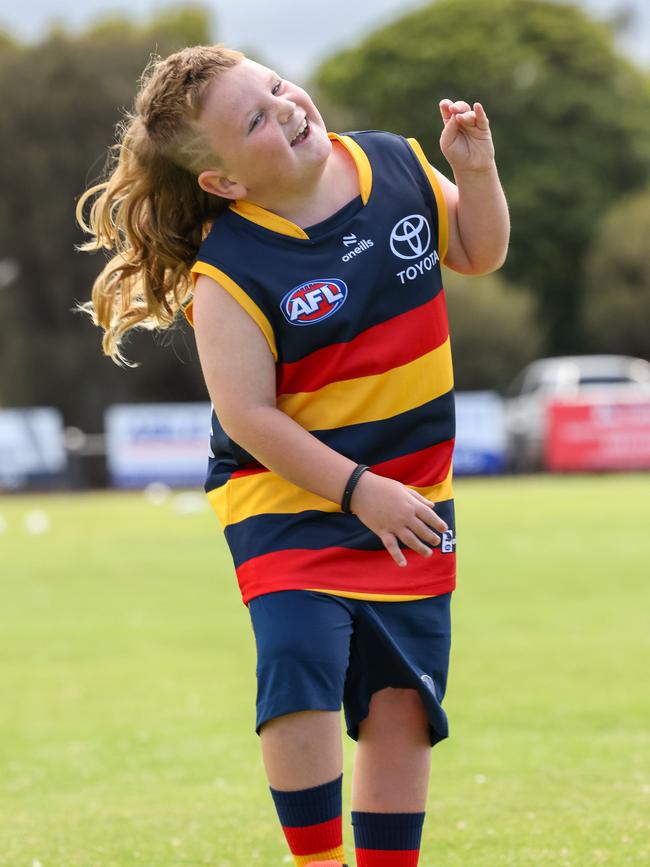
left=545, top=398, right=650, bottom=471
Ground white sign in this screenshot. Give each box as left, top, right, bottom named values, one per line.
left=0, top=408, right=66, bottom=488
left=105, top=403, right=212, bottom=488
left=454, top=391, right=506, bottom=474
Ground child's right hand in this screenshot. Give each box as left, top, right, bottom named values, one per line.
left=349, top=472, right=448, bottom=567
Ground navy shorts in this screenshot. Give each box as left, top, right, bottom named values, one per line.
left=248, top=590, right=452, bottom=746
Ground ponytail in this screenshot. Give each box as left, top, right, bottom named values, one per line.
left=76, top=44, right=243, bottom=365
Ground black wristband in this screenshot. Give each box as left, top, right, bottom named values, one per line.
left=341, top=463, right=370, bottom=514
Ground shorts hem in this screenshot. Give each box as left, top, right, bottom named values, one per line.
left=256, top=700, right=342, bottom=735
left=344, top=690, right=449, bottom=747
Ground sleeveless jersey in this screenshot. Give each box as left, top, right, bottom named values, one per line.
left=187, top=130, right=456, bottom=605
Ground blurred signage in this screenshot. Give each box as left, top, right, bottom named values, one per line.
left=454, top=391, right=506, bottom=474
left=545, top=398, right=650, bottom=471
left=105, top=403, right=211, bottom=487
left=0, top=408, right=66, bottom=488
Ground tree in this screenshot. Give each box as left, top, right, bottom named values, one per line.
left=445, top=271, right=542, bottom=391
left=582, top=188, right=650, bottom=359
left=315, top=0, right=650, bottom=355
left=0, top=8, right=213, bottom=429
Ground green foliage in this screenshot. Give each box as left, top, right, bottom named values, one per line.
left=315, top=0, right=650, bottom=355
left=0, top=8, right=213, bottom=425
left=0, top=30, right=16, bottom=50
left=445, top=271, right=541, bottom=391
left=85, top=4, right=213, bottom=46
left=582, top=188, right=650, bottom=359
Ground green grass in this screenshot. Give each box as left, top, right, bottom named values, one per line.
left=1, top=475, right=649, bottom=866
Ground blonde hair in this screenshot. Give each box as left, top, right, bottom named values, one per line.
left=76, top=43, right=244, bottom=365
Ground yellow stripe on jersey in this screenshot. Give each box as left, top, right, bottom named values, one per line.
left=190, top=261, right=278, bottom=361
left=229, top=200, right=310, bottom=239
left=208, top=472, right=339, bottom=526
left=329, top=133, right=373, bottom=204
left=207, top=464, right=453, bottom=527
left=277, top=337, right=453, bottom=432
left=407, top=137, right=449, bottom=265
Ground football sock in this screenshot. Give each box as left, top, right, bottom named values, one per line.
left=352, top=810, right=425, bottom=866
left=270, top=774, right=346, bottom=866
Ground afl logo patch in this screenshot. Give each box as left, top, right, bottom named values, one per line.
left=281, top=279, right=348, bottom=325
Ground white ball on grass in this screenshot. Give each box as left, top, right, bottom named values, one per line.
left=143, top=481, right=172, bottom=505
left=24, top=511, right=51, bottom=535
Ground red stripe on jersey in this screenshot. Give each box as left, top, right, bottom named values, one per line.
left=277, top=293, right=449, bottom=396
left=372, top=439, right=454, bottom=487
left=356, top=849, right=420, bottom=867
left=237, top=546, right=456, bottom=605
left=229, top=440, right=453, bottom=488
left=282, top=817, right=342, bottom=855
left=230, top=465, right=267, bottom=480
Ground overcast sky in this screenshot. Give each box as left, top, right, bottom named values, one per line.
left=1, top=0, right=648, bottom=80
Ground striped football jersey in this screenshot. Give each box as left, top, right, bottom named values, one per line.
left=186, top=130, right=456, bottom=604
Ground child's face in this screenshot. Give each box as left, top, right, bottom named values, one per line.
left=196, top=59, right=331, bottom=203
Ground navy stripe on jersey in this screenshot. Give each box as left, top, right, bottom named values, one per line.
left=205, top=390, right=456, bottom=495
left=225, top=499, right=456, bottom=569
left=311, top=390, right=456, bottom=468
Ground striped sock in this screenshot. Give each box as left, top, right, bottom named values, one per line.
left=352, top=811, right=425, bottom=867
left=270, top=775, right=346, bottom=866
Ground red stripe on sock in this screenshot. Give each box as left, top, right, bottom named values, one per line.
left=283, top=816, right=343, bottom=856
left=355, top=849, right=420, bottom=867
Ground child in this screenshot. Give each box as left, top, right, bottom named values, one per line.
left=77, top=44, right=509, bottom=867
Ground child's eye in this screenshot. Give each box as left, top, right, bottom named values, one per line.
left=249, top=82, right=282, bottom=132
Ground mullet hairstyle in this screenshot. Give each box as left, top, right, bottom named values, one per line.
left=75, top=43, right=244, bottom=365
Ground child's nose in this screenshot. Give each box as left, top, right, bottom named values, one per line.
left=276, top=98, right=296, bottom=124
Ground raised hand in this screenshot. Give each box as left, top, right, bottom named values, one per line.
left=439, top=99, right=495, bottom=174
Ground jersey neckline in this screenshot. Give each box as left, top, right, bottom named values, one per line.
left=227, top=132, right=373, bottom=240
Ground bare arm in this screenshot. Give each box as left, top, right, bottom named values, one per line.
left=435, top=100, right=510, bottom=275
left=192, top=273, right=449, bottom=566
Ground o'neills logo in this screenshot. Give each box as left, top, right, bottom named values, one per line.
left=341, top=233, right=375, bottom=262
left=281, top=278, right=348, bottom=325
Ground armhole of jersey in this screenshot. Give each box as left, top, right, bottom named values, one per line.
left=181, top=297, right=195, bottom=326
left=406, top=137, right=449, bottom=265
left=189, top=261, right=278, bottom=362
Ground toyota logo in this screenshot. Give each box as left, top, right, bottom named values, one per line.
left=390, top=214, right=431, bottom=260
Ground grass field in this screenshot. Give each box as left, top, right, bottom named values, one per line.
left=1, top=475, right=649, bottom=867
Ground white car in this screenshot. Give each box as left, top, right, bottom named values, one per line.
left=503, top=355, right=650, bottom=471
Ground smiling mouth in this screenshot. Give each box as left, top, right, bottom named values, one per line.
left=290, top=118, right=310, bottom=146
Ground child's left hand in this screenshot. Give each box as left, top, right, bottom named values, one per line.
left=439, top=99, right=495, bottom=174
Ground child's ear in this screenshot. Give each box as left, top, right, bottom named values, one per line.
left=198, top=170, right=246, bottom=200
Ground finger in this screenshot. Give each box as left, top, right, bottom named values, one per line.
left=439, top=120, right=459, bottom=149
left=449, top=100, right=471, bottom=114
left=416, top=505, right=449, bottom=534
left=473, top=101, right=490, bottom=130
left=411, top=490, right=436, bottom=508
left=399, top=528, right=433, bottom=558
left=410, top=491, right=447, bottom=527
left=381, top=532, right=407, bottom=567
left=439, top=99, right=453, bottom=124
left=411, top=517, right=442, bottom=548
left=455, top=110, right=477, bottom=126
